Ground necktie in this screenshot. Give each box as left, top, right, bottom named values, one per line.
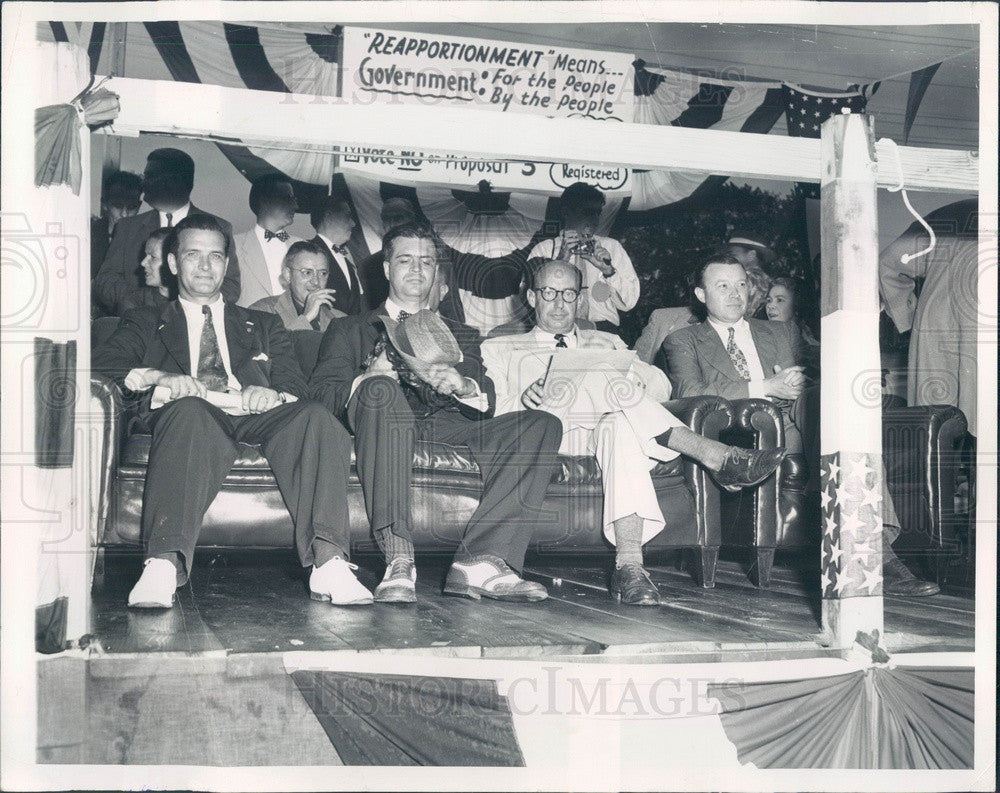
left=726, top=327, right=752, bottom=381
left=197, top=305, right=229, bottom=392
left=396, top=310, right=411, bottom=322
left=333, top=244, right=362, bottom=298
left=555, top=333, right=568, bottom=348
left=264, top=229, right=289, bottom=242
left=165, top=213, right=173, bottom=227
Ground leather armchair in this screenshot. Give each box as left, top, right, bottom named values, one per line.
left=721, top=396, right=969, bottom=587
left=90, top=374, right=735, bottom=588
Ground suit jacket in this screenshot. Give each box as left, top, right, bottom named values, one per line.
left=234, top=229, right=302, bottom=308
left=312, top=235, right=368, bottom=316
left=93, top=205, right=241, bottom=315
left=309, top=305, right=495, bottom=423
left=482, top=326, right=672, bottom=418
left=661, top=318, right=804, bottom=400
left=633, top=306, right=700, bottom=364
left=92, top=300, right=307, bottom=419
left=249, top=290, right=345, bottom=333
left=90, top=216, right=111, bottom=280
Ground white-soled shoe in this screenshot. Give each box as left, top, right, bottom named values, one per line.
left=309, top=557, right=374, bottom=606
left=127, top=558, right=178, bottom=609
left=443, top=555, right=548, bottom=602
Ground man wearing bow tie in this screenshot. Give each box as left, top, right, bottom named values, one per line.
left=310, top=222, right=562, bottom=605
left=235, top=175, right=302, bottom=308
left=93, top=214, right=368, bottom=611
left=310, top=196, right=368, bottom=316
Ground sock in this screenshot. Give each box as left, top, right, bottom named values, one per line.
left=660, top=426, right=730, bottom=471
left=613, top=513, right=645, bottom=568
left=377, top=526, right=414, bottom=562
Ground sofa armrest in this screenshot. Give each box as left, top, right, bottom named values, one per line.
left=664, top=395, right=734, bottom=549
left=89, top=374, right=124, bottom=546
left=883, top=404, right=968, bottom=550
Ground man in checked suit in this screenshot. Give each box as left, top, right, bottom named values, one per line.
left=310, top=222, right=563, bottom=604
left=663, top=253, right=940, bottom=596
left=93, top=148, right=241, bottom=315
left=234, top=175, right=302, bottom=308
left=310, top=196, right=368, bottom=316
left=93, top=214, right=370, bottom=610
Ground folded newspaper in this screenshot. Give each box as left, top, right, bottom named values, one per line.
left=150, top=386, right=251, bottom=416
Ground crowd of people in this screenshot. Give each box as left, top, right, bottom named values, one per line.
left=92, top=147, right=958, bottom=611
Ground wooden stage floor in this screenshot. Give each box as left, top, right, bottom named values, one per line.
left=87, top=550, right=975, bottom=662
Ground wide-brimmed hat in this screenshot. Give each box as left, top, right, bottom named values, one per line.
left=726, top=230, right=777, bottom=263
left=384, top=309, right=462, bottom=375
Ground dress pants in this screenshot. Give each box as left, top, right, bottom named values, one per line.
left=348, top=376, right=563, bottom=570
left=143, top=397, right=352, bottom=583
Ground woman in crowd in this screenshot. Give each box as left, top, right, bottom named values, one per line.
left=765, top=276, right=820, bottom=370
left=123, top=227, right=175, bottom=311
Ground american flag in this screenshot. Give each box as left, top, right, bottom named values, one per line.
left=783, top=83, right=876, bottom=197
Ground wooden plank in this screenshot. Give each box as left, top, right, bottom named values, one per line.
left=102, top=76, right=978, bottom=193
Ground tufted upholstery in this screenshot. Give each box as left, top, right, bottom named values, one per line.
left=91, top=374, right=736, bottom=587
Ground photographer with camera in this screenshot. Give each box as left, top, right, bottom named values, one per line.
left=527, top=182, right=639, bottom=333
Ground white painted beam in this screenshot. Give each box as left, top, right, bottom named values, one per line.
left=102, top=76, right=978, bottom=194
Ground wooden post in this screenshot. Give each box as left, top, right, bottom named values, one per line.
left=818, top=111, right=885, bottom=648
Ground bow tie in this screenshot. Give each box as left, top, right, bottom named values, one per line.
left=331, top=243, right=350, bottom=256
left=264, top=229, right=289, bottom=242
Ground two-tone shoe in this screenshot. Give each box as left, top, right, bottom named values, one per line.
left=443, top=555, right=548, bottom=602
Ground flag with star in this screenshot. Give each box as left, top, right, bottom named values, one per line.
left=782, top=83, right=877, bottom=198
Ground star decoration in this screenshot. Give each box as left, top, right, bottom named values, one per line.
left=850, top=455, right=875, bottom=486
left=812, top=124, right=819, bottom=130
left=824, top=514, right=838, bottom=536
left=852, top=538, right=875, bottom=562
left=839, top=510, right=865, bottom=538
left=800, top=107, right=807, bottom=115
left=826, top=540, right=844, bottom=568
left=820, top=488, right=833, bottom=511
left=798, top=120, right=806, bottom=128
left=824, top=458, right=841, bottom=485
left=859, top=484, right=882, bottom=510
left=860, top=564, right=882, bottom=594
left=821, top=569, right=833, bottom=593
left=814, top=110, right=821, bottom=117
left=833, top=571, right=851, bottom=595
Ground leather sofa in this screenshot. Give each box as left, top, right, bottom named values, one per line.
left=90, top=373, right=736, bottom=588
left=719, top=396, right=969, bottom=587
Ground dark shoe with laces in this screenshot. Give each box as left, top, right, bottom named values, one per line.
left=712, top=447, right=788, bottom=493
left=609, top=563, right=661, bottom=606
left=374, top=557, right=417, bottom=603
left=883, top=548, right=940, bottom=597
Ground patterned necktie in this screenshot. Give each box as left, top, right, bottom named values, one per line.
left=197, top=305, right=229, bottom=391
left=726, top=326, right=752, bottom=381
left=396, top=310, right=411, bottom=322
left=165, top=213, right=173, bottom=228
left=555, top=333, right=568, bottom=348
left=264, top=229, right=289, bottom=242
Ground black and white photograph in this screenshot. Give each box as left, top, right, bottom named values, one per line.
left=1, top=1, right=996, bottom=790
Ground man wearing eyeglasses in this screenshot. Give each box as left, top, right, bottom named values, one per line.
left=481, top=260, right=785, bottom=606
left=310, top=222, right=563, bottom=605
left=93, top=214, right=365, bottom=610
left=250, top=241, right=345, bottom=332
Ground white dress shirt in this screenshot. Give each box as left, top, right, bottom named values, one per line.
left=531, top=326, right=579, bottom=348
left=158, top=203, right=191, bottom=228
left=706, top=316, right=767, bottom=398
left=254, top=225, right=292, bottom=297
left=317, top=233, right=363, bottom=295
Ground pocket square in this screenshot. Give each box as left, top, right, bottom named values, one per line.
left=252, top=353, right=269, bottom=362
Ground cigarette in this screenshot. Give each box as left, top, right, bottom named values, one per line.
left=540, top=354, right=555, bottom=387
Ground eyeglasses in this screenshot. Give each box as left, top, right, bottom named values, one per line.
left=287, top=267, right=329, bottom=280
left=533, top=286, right=585, bottom=303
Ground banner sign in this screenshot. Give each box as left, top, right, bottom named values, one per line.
left=339, top=146, right=631, bottom=194
left=342, top=27, right=635, bottom=122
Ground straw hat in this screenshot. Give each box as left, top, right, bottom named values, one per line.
left=727, top=230, right=777, bottom=263
left=384, top=309, right=462, bottom=376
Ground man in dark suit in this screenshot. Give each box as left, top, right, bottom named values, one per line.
left=91, top=170, right=142, bottom=281
left=93, top=148, right=241, bottom=315
left=663, top=253, right=940, bottom=596
left=310, top=196, right=368, bottom=316
left=310, top=222, right=562, bottom=604
left=93, top=214, right=368, bottom=609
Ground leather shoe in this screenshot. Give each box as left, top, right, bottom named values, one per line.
left=444, top=555, right=548, bottom=602
left=610, top=563, right=661, bottom=606
left=883, top=552, right=940, bottom=597
left=127, top=558, right=177, bottom=609
left=310, top=557, right=374, bottom=605
left=712, top=447, right=787, bottom=492
left=374, top=557, right=417, bottom=603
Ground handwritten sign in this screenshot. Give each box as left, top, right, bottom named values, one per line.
left=339, top=146, right=630, bottom=194
left=342, top=27, right=634, bottom=122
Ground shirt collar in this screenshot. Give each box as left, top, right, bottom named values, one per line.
left=178, top=294, right=224, bottom=318
left=159, top=203, right=191, bottom=227
left=707, top=315, right=749, bottom=334
left=532, top=325, right=577, bottom=344
left=384, top=298, right=427, bottom=322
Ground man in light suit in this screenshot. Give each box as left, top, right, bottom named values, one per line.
left=482, top=260, right=785, bottom=605
left=94, top=148, right=241, bottom=315
left=310, top=196, right=368, bottom=316
left=234, top=175, right=301, bottom=308
left=93, top=214, right=368, bottom=610
left=250, top=241, right=345, bottom=333
left=663, top=253, right=940, bottom=596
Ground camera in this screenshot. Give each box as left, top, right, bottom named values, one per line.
left=568, top=237, right=596, bottom=256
